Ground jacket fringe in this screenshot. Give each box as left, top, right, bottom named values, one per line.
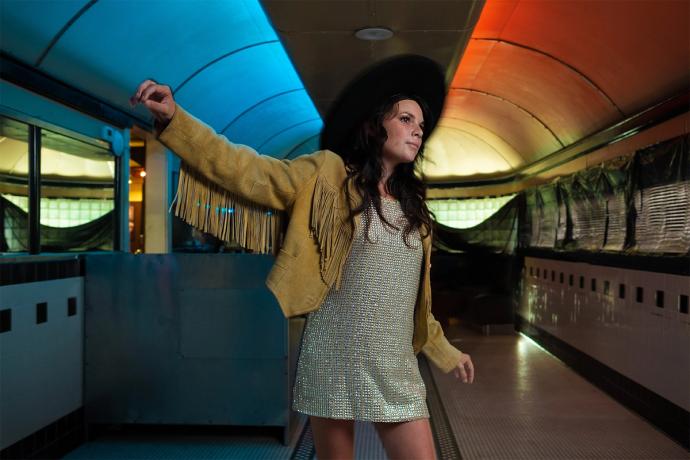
left=309, top=175, right=353, bottom=290
left=174, top=163, right=281, bottom=254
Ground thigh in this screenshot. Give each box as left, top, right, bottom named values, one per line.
left=309, top=415, right=355, bottom=460
left=373, top=418, right=436, bottom=460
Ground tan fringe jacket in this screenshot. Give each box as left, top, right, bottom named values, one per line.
left=157, top=105, right=464, bottom=373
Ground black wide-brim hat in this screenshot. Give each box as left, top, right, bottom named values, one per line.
left=320, top=54, right=446, bottom=154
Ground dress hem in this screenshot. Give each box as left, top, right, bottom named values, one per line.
left=292, top=407, right=430, bottom=423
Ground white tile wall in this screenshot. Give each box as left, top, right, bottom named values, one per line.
left=0, top=278, right=84, bottom=450
left=522, top=257, right=690, bottom=411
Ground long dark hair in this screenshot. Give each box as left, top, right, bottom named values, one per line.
left=341, top=93, right=436, bottom=247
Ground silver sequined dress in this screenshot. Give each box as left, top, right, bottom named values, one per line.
left=292, top=198, right=428, bottom=422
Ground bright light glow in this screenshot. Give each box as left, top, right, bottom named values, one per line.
left=139, top=170, right=146, bottom=178
left=2, top=193, right=113, bottom=227
left=422, top=125, right=520, bottom=180
left=428, top=195, right=516, bottom=228
left=518, top=332, right=558, bottom=359
left=0, top=139, right=114, bottom=179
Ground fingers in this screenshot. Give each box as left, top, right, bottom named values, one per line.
left=457, top=363, right=468, bottom=383
left=144, top=99, right=167, bottom=113
left=135, top=79, right=157, bottom=101
left=465, top=359, right=474, bottom=383
left=141, top=82, right=167, bottom=103
left=129, top=79, right=163, bottom=107
left=455, top=354, right=474, bottom=383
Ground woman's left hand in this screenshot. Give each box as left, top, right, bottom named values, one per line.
left=453, top=353, right=474, bottom=383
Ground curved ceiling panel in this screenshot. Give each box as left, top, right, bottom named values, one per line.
left=0, top=138, right=30, bottom=174
left=0, top=0, right=321, bottom=157
left=422, top=124, right=519, bottom=180
left=38, top=1, right=279, bottom=116
left=173, top=44, right=320, bottom=151
left=444, top=90, right=562, bottom=161
left=225, top=90, right=322, bottom=149
left=453, top=39, right=622, bottom=145
left=477, top=0, right=690, bottom=116
left=437, top=0, right=689, bottom=184
left=0, top=0, right=87, bottom=64
left=287, top=134, right=321, bottom=159
left=260, top=119, right=323, bottom=158
left=441, top=120, right=524, bottom=169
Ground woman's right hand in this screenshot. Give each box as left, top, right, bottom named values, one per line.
left=129, top=80, right=176, bottom=131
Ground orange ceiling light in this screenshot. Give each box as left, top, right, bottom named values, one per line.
left=424, top=0, right=690, bottom=185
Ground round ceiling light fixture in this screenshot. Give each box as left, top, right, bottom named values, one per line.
left=354, top=27, right=394, bottom=41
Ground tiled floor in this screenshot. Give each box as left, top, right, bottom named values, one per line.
left=434, top=325, right=690, bottom=460
left=63, top=325, right=689, bottom=459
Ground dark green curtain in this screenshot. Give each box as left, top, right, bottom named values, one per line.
left=433, top=194, right=520, bottom=254
left=433, top=133, right=689, bottom=256
left=0, top=195, right=113, bottom=252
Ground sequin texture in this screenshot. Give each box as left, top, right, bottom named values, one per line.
left=292, top=198, right=428, bottom=421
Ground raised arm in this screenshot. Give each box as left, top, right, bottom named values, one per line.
left=157, top=105, right=324, bottom=211
left=131, top=80, right=324, bottom=211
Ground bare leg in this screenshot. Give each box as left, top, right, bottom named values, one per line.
left=373, top=418, right=436, bottom=460
left=310, top=415, right=355, bottom=460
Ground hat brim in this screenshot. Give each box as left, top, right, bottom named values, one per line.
left=320, top=54, right=446, bottom=154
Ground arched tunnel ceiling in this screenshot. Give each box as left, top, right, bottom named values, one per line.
left=433, top=0, right=690, bottom=184
left=1, top=0, right=688, bottom=186
left=0, top=0, right=323, bottom=158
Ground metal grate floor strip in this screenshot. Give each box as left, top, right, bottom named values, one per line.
left=420, top=354, right=463, bottom=460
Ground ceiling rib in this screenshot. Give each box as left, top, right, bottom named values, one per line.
left=36, top=0, right=98, bottom=67
left=172, top=40, right=279, bottom=94
left=473, top=37, right=625, bottom=117
left=283, top=133, right=320, bottom=160
left=221, top=88, right=305, bottom=134
left=257, top=117, right=320, bottom=150
left=451, top=87, right=564, bottom=147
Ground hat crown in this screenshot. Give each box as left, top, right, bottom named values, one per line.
left=320, top=54, right=446, bottom=154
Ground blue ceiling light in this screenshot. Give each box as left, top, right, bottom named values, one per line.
left=0, top=0, right=322, bottom=159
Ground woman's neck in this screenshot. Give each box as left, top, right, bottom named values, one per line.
left=378, top=181, right=395, bottom=200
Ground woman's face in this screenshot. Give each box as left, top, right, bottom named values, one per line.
left=381, top=99, right=425, bottom=166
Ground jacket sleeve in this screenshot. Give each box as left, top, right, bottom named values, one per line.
left=422, top=312, right=464, bottom=373
left=157, top=105, right=325, bottom=211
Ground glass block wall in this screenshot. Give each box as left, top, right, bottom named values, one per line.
left=2, top=194, right=113, bottom=228
left=427, top=195, right=516, bottom=229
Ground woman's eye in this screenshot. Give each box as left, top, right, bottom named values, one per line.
left=400, top=116, right=410, bottom=123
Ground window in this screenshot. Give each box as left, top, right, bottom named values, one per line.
left=0, top=116, right=30, bottom=252
left=40, top=128, right=114, bottom=251
left=0, top=115, right=117, bottom=254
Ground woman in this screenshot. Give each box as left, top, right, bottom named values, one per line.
left=131, top=54, right=474, bottom=460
